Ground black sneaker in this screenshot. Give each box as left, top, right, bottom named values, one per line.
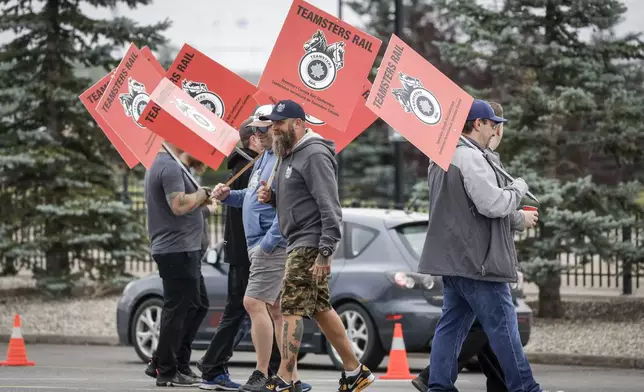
left=179, top=367, right=200, bottom=379
left=411, top=366, right=429, bottom=392
left=293, top=380, right=312, bottom=392
left=145, top=357, right=158, bottom=379
left=254, top=375, right=293, bottom=391
left=156, top=371, right=200, bottom=387
left=337, top=364, right=375, bottom=391
left=239, top=370, right=268, bottom=391
left=196, top=358, right=204, bottom=373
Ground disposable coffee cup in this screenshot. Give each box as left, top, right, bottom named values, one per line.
left=523, top=206, right=538, bottom=212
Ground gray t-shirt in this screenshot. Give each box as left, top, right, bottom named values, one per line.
left=144, top=152, right=204, bottom=255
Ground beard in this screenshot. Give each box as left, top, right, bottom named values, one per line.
left=272, top=123, right=297, bottom=157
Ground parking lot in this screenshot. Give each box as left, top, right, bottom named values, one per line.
left=1, top=343, right=644, bottom=391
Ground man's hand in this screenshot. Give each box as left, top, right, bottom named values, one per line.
left=512, top=178, right=529, bottom=195
left=257, top=180, right=272, bottom=204
left=212, top=183, right=230, bottom=201
left=206, top=201, right=218, bottom=214
left=310, top=253, right=331, bottom=283
left=522, top=210, right=539, bottom=229
left=198, top=186, right=212, bottom=206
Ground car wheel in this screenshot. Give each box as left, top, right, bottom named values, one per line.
left=130, top=297, right=163, bottom=363
left=325, top=302, right=385, bottom=371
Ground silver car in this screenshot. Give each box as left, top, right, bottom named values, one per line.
left=116, top=208, right=532, bottom=370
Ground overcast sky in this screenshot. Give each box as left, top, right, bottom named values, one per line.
left=106, top=0, right=362, bottom=75
left=3, top=0, right=643, bottom=76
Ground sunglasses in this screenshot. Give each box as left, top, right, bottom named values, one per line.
left=252, top=125, right=270, bottom=133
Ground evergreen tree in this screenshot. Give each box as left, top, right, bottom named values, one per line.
left=430, top=0, right=644, bottom=317
left=0, top=0, right=170, bottom=289
left=344, top=0, right=490, bottom=204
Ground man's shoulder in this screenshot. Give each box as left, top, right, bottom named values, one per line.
left=298, top=145, right=334, bottom=166
left=451, top=145, right=486, bottom=169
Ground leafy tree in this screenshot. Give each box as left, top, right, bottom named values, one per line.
left=429, top=0, right=644, bottom=317
left=0, top=0, right=170, bottom=291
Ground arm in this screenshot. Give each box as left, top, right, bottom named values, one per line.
left=259, top=214, right=282, bottom=254
left=459, top=150, right=528, bottom=218
left=510, top=210, right=525, bottom=232
left=302, top=153, right=342, bottom=251
left=162, top=164, right=209, bottom=216
left=222, top=189, right=246, bottom=208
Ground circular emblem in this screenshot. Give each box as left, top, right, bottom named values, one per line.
left=305, top=114, right=325, bottom=126
left=299, top=52, right=337, bottom=91
left=131, top=93, right=150, bottom=128
left=410, top=88, right=442, bottom=125
left=193, top=92, right=225, bottom=118
left=188, top=110, right=217, bottom=132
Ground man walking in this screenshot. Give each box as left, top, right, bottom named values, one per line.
left=146, top=151, right=213, bottom=382
left=411, top=101, right=538, bottom=392
left=143, top=143, right=213, bottom=387
left=197, top=113, right=280, bottom=390
left=256, top=100, right=375, bottom=392
left=208, top=111, right=311, bottom=392
left=419, top=99, right=542, bottom=392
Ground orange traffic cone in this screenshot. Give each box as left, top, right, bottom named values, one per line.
left=0, top=314, right=35, bottom=366
left=379, top=322, right=414, bottom=379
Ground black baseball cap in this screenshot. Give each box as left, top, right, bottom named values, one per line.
left=259, top=99, right=306, bottom=121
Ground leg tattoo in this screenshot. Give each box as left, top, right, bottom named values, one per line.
left=286, top=319, right=304, bottom=373
left=282, top=321, right=289, bottom=364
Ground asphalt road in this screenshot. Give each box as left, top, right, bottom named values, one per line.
left=0, top=344, right=643, bottom=392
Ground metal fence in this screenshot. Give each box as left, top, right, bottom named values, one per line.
left=4, top=184, right=643, bottom=294
left=121, top=189, right=643, bottom=293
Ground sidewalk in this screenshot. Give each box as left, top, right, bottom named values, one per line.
left=523, top=283, right=644, bottom=300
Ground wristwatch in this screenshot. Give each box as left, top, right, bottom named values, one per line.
left=319, top=247, right=333, bottom=257
left=201, top=187, right=212, bottom=198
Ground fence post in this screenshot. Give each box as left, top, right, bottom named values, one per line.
left=622, top=226, right=632, bottom=295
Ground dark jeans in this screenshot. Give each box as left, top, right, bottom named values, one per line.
left=428, top=276, right=541, bottom=392
left=419, top=324, right=506, bottom=392
left=153, top=251, right=203, bottom=377
left=176, top=272, right=209, bottom=372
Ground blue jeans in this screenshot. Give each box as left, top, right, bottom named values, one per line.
left=428, top=276, right=541, bottom=392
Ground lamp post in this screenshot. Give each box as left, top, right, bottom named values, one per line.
left=392, top=0, right=405, bottom=208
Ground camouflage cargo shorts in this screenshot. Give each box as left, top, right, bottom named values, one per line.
left=281, top=247, right=332, bottom=318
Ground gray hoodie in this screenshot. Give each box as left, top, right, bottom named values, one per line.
left=272, top=130, right=342, bottom=253
left=417, top=137, right=528, bottom=282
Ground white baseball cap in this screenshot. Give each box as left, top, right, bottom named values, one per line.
left=248, top=104, right=274, bottom=127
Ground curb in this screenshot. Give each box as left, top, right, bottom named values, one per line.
left=3, top=335, right=643, bottom=370
left=526, top=352, right=644, bottom=370
left=0, top=334, right=120, bottom=346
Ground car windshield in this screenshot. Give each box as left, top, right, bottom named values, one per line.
left=396, top=222, right=428, bottom=260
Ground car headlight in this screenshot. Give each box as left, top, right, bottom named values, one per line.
left=387, top=271, right=435, bottom=290
left=510, top=271, right=524, bottom=291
